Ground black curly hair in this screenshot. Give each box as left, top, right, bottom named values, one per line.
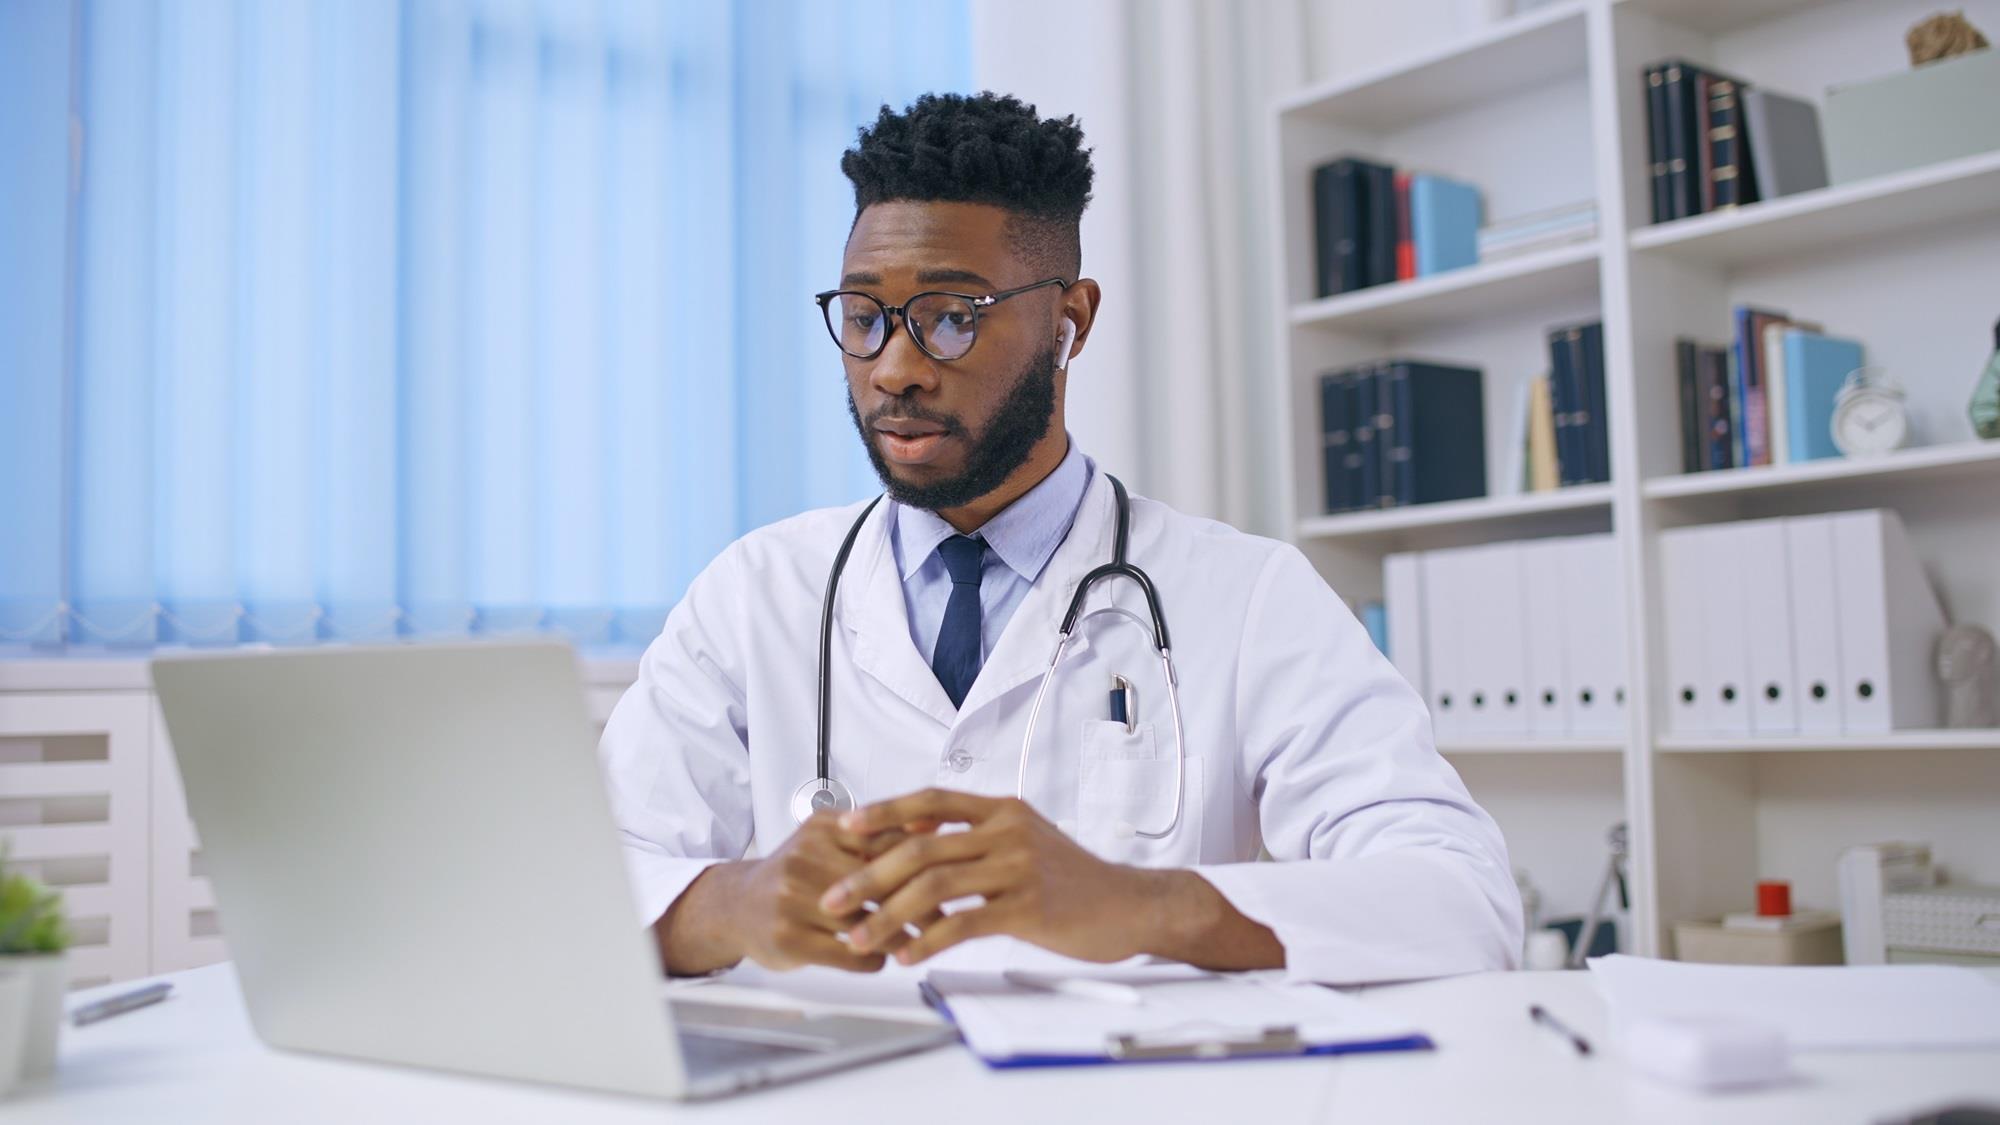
left=839, top=92, right=1094, bottom=278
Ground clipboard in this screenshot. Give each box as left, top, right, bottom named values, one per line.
left=918, top=973, right=1435, bottom=1069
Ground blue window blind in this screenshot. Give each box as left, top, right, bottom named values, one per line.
left=0, top=0, right=969, bottom=649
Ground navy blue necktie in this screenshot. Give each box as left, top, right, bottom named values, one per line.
left=931, top=535, right=987, bottom=708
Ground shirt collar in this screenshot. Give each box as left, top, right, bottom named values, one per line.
left=892, top=439, right=1094, bottom=585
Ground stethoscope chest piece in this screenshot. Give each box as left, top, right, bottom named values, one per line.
left=789, top=775, right=855, bottom=823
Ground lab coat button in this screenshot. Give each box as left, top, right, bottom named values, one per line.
left=946, top=748, right=975, bottom=772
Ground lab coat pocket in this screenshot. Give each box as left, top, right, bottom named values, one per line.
left=1076, top=721, right=1200, bottom=865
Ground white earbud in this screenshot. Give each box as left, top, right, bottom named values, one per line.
left=1055, top=319, right=1077, bottom=370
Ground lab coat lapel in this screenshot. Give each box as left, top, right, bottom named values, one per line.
left=953, top=470, right=1116, bottom=718
left=838, top=498, right=958, bottom=728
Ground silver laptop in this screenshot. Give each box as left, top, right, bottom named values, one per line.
left=152, top=641, right=953, bottom=1101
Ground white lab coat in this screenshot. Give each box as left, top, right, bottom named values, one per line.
left=599, top=471, right=1522, bottom=983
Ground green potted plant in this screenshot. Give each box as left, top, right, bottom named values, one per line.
left=0, top=851, right=71, bottom=1085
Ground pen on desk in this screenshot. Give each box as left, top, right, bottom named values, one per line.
left=1528, top=1003, right=1593, bottom=1056
left=71, top=982, right=173, bottom=1027
left=1003, top=970, right=1145, bottom=1007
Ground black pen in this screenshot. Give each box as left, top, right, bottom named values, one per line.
left=1528, top=1003, right=1592, bottom=1056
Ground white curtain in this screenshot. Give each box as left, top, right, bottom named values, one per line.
left=972, top=0, right=1312, bottom=536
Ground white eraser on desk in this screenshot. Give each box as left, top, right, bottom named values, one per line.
left=1620, top=1015, right=1790, bottom=1090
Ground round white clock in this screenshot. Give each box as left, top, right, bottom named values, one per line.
left=1831, top=367, right=1908, bottom=457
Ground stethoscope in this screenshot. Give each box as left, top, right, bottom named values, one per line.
left=788, top=475, right=1188, bottom=839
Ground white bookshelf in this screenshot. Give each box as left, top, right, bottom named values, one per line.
left=1440, top=738, right=1626, bottom=755
left=1289, top=240, right=1601, bottom=335
left=1656, top=729, right=2000, bottom=753
left=1643, top=438, right=2000, bottom=500
left=1296, top=482, right=1612, bottom=547
left=1267, top=0, right=2000, bottom=955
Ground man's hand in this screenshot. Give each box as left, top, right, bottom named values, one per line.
left=655, top=811, right=907, bottom=975
left=815, top=790, right=1150, bottom=966
left=821, top=789, right=1285, bottom=970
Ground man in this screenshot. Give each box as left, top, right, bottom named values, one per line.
left=599, top=93, right=1520, bottom=983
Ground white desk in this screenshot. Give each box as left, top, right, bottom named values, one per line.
left=8, top=962, right=1999, bottom=1124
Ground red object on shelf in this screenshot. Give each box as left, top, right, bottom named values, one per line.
left=1756, top=880, right=1793, bottom=917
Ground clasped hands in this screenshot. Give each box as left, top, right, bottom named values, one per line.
left=725, top=789, right=1155, bottom=973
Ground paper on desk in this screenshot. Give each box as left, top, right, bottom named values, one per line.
left=1588, top=954, right=2000, bottom=1050
left=926, top=967, right=1423, bottom=1061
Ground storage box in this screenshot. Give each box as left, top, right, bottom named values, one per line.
left=1673, top=917, right=1844, bottom=965
left=1824, top=48, right=2000, bottom=184
left=1883, top=884, right=2000, bottom=957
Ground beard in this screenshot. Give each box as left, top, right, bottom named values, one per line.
left=847, top=344, right=1059, bottom=512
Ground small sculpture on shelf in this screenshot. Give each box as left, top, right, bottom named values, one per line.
left=1972, top=317, right=2000, bottom=440
left=1906, top=11, right=1989, bottom=65
left=1937, top=623, right=2000, bottom=728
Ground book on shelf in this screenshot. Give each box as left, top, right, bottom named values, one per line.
left=1506, top=372, right=1562, bottom=494
left=1707, top=73, right=1761, bottom=210
left=1662, top=61, right=1698, bottom=220
left=1677, top=337, right=1742, bottom=473
left=1782, top=330, right=1864, bottom=463
left=1394, top=171, right=1416, bottom=282
left=1694, top=69, right=1716, bottom=213
left=1644, top=58, right=1826, bottom=223
left=1742, top=88, right=1829, bottom=199
left=1364, top=162, right=1398, bottom=290
left=1317, top=360, right=1485, bottom=514
left=1475, top=200, right=1596, bottom=262
left=1355, top=369, right=1382, bottom=512
left=1320, top=372, right=1355, bottom=512
left=1545, top=320, right=1610, bottom=486
left=1763, top=316, right=1822, bottom=466
left=1312, top=157, right=1372, bottom=297
left=1527, top=374, right=1559, bottom=492
left=1645, top=63, right=1672, bottom=223
left=1410, top=174, right=1481, bottom=277
left=1311, top=155, right=1483, bottom=295
left=1675, top=316, right=1865, bottom=473
left=1732, top=306, right=1787, bottom=468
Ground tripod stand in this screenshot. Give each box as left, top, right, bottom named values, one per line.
left=1567, top=822, right=1629, bottom=969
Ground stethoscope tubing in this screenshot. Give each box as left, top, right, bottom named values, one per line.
left=808, top=475, right=1184, bottom=837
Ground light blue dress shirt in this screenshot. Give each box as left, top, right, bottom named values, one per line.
left=891, top=440, right=1094, bottom=679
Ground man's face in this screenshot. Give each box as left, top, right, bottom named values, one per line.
left=837, top=201, right=1065, bottom=511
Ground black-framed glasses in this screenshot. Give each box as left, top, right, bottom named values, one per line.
left=814, top=277, right=1068, bottom=362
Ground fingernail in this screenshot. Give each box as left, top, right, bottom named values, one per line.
left=895, top=949, right=913, bottom=965
left=820, top=882, right=852, bottom=912
left=840, top=811, right=864, bottom=831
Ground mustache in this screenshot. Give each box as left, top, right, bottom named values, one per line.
left=862, top=401, right=966, bottom=437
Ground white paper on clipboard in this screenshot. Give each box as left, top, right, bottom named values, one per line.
left=924, top=966, right=1426, bottom=1063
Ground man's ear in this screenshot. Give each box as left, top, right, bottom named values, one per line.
left=1060, top=278, right=1103, bottom=363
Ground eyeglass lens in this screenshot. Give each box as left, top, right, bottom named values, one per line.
left=829, top=292, right=980, bottom=360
